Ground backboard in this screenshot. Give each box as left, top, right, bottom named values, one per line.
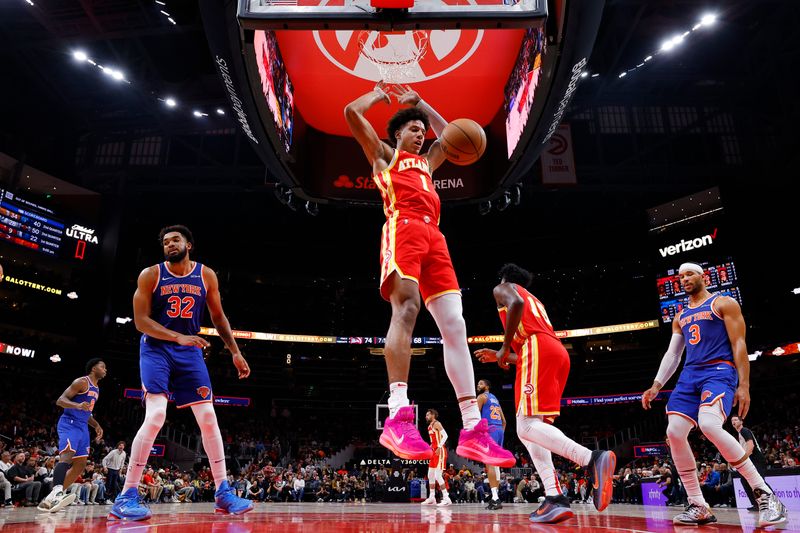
left=239, top=0, right=548, bottom=31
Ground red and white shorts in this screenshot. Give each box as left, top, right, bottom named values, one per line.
left=514, top=334, right=570, bottom=422
left=379, top=215, right=460, bottom=305
left=429, top=446, right=447, bottom=470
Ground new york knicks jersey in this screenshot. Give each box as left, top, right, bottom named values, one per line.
left=498, top=284, right=558, bottom=349
left=61, top=376, right=99, bottom=424
left=373, top=149, right=440, bottom=223
left=147, top=261, right=206, bottom=341
left=678, top=294, right=734, bottom=366
left=480, top=392, right=504, bottom=429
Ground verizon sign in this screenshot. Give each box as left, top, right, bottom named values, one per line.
left=659, top=228, right=718, bottom=258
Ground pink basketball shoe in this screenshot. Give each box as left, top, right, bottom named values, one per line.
left=379, top=406, right=433, bottom=460
left=457, top=419, right=516, bottom=467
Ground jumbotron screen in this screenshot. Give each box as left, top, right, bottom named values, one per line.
left=657, top=260, right=742, bottom=323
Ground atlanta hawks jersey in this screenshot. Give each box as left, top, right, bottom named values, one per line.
left=373, top=149, right=440, bottom=223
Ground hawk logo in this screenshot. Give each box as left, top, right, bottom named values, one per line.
left=196, top=386, right=211, bottom=399
left=523, top=383, right=534, bottom=395
left=701, top=390, right=713, bottom=402
left=314, top=29, right=483, bottom=83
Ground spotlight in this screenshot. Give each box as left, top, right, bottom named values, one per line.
left=167, top=17, right=176, bottom=25
left=478, top=201, right=491, bottom=216
left=165, top=97, right=177, bottom=107
left=216, top=108, right=225, bottom=115
left=305, top=201, right=319, bottom=216
left=660, top=40, right=675, bottom=52
left=618, top=72, right=627, bottom=78
left=115, top=316, right=133, bottom=324
left=700, top=13, right=717, bottom=27
left=193, top=110, right=208, bottom=117
left=497, top=192, right=511, bottom=211
left=511, top=183, right=523, bottom=206
left=66, top=291, right=78, bottom=299
left=580, top=71, right=588, bottom=78
left=50, top=354, right=61, bottom=363
left=73, top=50, right=88, bottom=62
left=111, top=70, right=125, bottom=81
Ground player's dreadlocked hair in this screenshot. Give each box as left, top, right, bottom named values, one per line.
left=387, top=108, right=430, bottom=147
left=498, top=263, right=533, bottom=288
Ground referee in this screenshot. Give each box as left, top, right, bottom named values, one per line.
left=731, top=416, right=768, bottom=511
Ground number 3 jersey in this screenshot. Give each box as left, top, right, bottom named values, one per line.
left=147, top=261, right=207, bottom=342
left=678, top=293, right=734, bottom=367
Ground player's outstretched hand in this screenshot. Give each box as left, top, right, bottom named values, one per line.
left=391, top=84, right=421, bottom=106
left=374, top=80, right=392, bottom=105
left=474, top=348, right=498, bottom=364
left=733, top=384, right=750, bottom=419
left=233, top=353, right=251, bottom=379
left=641, top=386, right=660, bottom=410
left=177, top=334, right=210, bottom=348
left=94, top=426, right=104, bottom=442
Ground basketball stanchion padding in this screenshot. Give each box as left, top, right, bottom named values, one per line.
left=370, top=0, right=414, bottom=8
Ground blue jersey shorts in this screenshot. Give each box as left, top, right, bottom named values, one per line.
left=58, top=416, right=91, bottom=458
left=140, top=336, right=214, bottom=408
left=666, top=363, right=738, bottom=425
left=488, top=427, right=504, bottom=447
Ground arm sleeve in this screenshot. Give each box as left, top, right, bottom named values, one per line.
left=439, top=428, right=448, bottom=447
left=655, top=333, right=686, bottom=386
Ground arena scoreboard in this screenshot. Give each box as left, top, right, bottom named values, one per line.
left=0, top=188, right=99, bottom=261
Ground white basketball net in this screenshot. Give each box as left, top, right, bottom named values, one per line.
left=357, top=30, right=429, bottom=84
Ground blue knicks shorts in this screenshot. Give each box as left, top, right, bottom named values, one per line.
left=58, top=416, right=90, bottom=458
left=666, top=363, right=738, bottom=425
left=140, top=336, right=213, bottom=408
left=488, top=427, right=504, bottom=447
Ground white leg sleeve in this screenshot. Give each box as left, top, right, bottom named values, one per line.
left=698, top=404, right=770, bottom=493
left=516, top=415, right=592, bottom=467
left=191, top=402, right=228, bottom=487
left=124, top=394, right=168, bottom=491
left=427, top=293, right=480, bottom=429
left=666, top=413, right=705, bottom=506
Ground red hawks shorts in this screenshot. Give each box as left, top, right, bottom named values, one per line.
left=514, top=334, right=570, bottom=423
left=379, top=215, right=460, bottom=305
left=429, top=446, right=447, bottom=470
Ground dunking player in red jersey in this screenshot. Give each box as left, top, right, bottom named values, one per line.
left=420, top=409, right=451, bottom=506
left=474, top=264, right=616, bottom=524
left=344, top=83, right=513, bottom=467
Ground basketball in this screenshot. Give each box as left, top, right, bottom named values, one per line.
left=440, top=118, right=486, bottom=166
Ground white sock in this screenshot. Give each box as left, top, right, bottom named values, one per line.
left=491, top=487, right=499, bottom=500
left=427, top=294, right=478, bottom=422
left=388, top=382, right=409, bottom=418
left=517, top=415, right=592, bottom=466
left=523, top=441, right=561, bottom=496
left=459, top=399, right=481, bottom=430
left=124, top=394, right=168, bottom=492
left=697, top=406, right=771, bottom=494
left=191, top=402, right=228, bottom=487
left=666, top=414, right=706, bottom=506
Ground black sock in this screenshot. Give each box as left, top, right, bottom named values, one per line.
left=53, top=461, right=71, bottom=487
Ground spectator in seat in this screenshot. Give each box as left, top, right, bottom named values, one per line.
left=292, top=473, right=305, bottom=502
left=7, top=452, right=41, bottom=506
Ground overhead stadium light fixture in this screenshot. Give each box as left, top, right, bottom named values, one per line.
left=700, top=13, right=717, bottom=27
left=165, top=97, right=177, bottom=107
left=73, top=50, right=88, bottom=62
left=216, top=108, right=225, bottom=115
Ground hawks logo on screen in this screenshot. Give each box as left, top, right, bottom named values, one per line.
left=314, top=29, right=483, bottom=82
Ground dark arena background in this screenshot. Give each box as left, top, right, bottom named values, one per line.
left=1, top=0, right=799, bottom=531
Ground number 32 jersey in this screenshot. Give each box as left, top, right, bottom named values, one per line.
left=149, top=261, right=207, bottom=339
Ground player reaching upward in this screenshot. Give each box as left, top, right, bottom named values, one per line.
left=344, top=83, right=513, bottom=468
left=38, top=358, right=106, bottom=513
left=474, top=264, right=616, bottom=524
left=108, top=225, right=253, bottom=521
left=641, top=262, right=786, bottom=527
left=420, top=409, right=451, bottom=506
left=477, top=379, right=506, bottom=510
